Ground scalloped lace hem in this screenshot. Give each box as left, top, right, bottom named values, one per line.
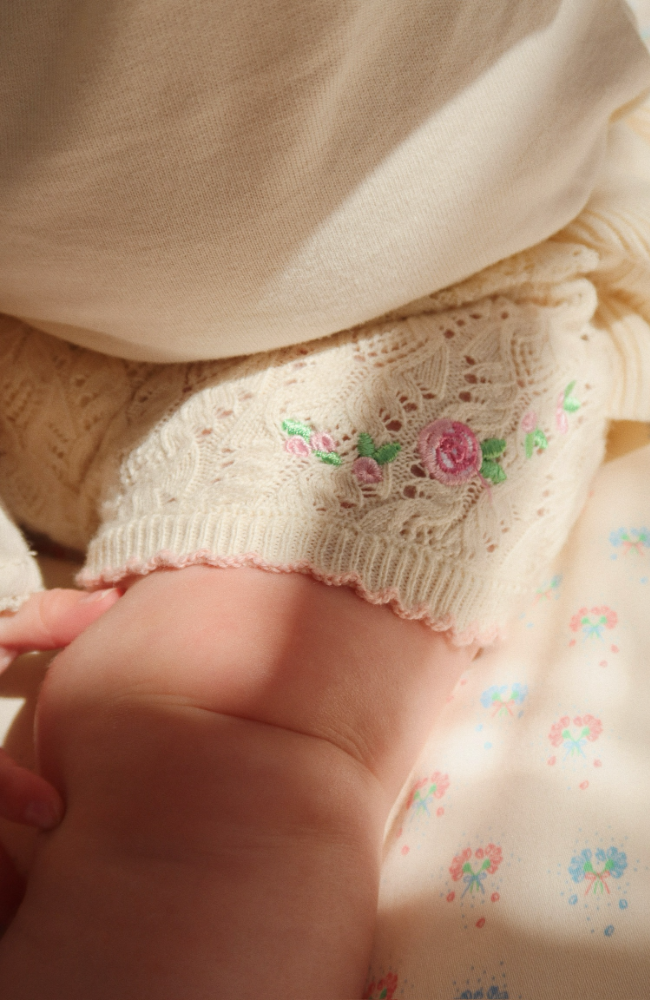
left=77, top=548, right=505, bottom=647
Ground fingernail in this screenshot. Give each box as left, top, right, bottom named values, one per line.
left=79, top=588, right=120, bottom=604
left=0, top=647, right=15, bottom=671
left=23, top=799, right=62, bottom=830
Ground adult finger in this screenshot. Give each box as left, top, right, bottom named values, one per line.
left=0, top=839, right=24, bottom=929
left=0, top=588, right=121, bottom=665
left=0, top=748, right=63, bottom=829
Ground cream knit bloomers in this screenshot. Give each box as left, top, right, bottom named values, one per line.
left=3, top=232, right=648, bottom=644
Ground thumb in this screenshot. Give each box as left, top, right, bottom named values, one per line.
left=0, top=588, right=122, bottom=669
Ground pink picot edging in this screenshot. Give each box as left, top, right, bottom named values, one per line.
left=76, top=549, right=505, bottom=648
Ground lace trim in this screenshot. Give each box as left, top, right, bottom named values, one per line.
left=0, top=239, right=616, bottom=638
left=77, top=547, right=504, bottom=647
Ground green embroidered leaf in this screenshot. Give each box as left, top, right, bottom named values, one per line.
left=282, top=419, right=312, bottom=441
left=316, top=451, right=342, bottom=466
left=480, top=459, right=507, bottom=484
left=357, top=432, right=375, bottom=457
left=563, top=381, right=580, bottom=412
left=374, top=442, right=401, bottom=465
left=533, top=428, right=548, bottom=450
left=525, top=432, right=534, bottom=459
left=480, top=438, right=506, bottom=460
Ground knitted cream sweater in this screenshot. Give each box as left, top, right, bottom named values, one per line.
left=1, top=117, right=649, bottom=642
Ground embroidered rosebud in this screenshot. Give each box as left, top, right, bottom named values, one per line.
left=309, top=431, right=336, bottom=453
left=521, top=410, right=537, bottom=434
left=417, top=419, right=482, bottom=484
left=556, top=382, right=580, bottom=433
left=284, top=435, right=311, bottom=457
left=352, top=456, right=383, bottom=483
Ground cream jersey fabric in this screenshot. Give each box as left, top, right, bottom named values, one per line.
left=1, top=0, right=650, bottom=362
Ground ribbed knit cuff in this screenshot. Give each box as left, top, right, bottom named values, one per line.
left=79, top=510, right=546, bottom=646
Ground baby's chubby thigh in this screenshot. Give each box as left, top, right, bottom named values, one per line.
left=0, top=566, right=471, bottom=997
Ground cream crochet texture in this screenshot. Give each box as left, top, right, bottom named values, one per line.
left=1, top=118, right=650, bottom=642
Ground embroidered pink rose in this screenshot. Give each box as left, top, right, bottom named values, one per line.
left=284, top=435, right=311, bottom=457
left=418, top=419, right=482, bottom=484
left=282, top=419, right=342, bottom=465
left=353, top=456, right=383, bottom=483
left=310, top=431, right=336, bottom=453
left=352, top=433, right=401, bottom=484
left=522, top=410, right=548, bottom=458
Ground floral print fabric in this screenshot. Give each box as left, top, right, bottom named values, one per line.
left=368, top=435, right=650, bottom=999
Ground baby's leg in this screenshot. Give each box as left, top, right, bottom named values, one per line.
left=0, top=566, right=473, bottom=999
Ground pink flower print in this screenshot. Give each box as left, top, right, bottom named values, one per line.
left=310, top=431, right=336, bottom=453
left=405, top=771, right=449, bottom=815
left=592, top=606, right=617, bottom=630
left=449, top=847, right=473, bottom=882
left=569, top=608, right=587, bottom=632
left=284, top=435, right=311, bottom=457
left=353, top=456, right=383, bottom=484
left=549, top=715, right=571, bottom=748
left=364, top=972, right=398, bottom=999
left=449, top=844, right=502, bottom=896
left=549, top=714, right=603, bottom=758
left=485, top=843, right=503, bottom=875
left=570, top=606, right=617, bottom=640
left=418, top=419, right=482, bottom=484
left=575, top=714, right=603, bottom=741
left=521, top=410, right=537, bottom=434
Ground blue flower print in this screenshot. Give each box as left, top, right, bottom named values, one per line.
left=480, top=684, right=527, bottom=717
left=609, top=527, right=650, bottom=555
left=569, top=847, right=627, bottom=896
left=569, top=849, right=592, bottom=883
left=595, top=847, right=627, bottom=879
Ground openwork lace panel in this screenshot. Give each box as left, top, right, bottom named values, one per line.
left=0, top=241, right=642, bottom=639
